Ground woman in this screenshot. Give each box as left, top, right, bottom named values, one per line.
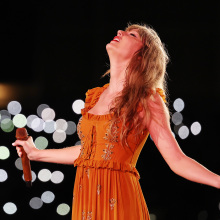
left=13, top=24, right=220, bottom=220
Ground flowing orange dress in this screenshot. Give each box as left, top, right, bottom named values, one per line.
left=72, top=84, right=166, bottom=220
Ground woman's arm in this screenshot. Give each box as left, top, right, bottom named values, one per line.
left=143, top=92, right=220, bottom=189
left=12, top=137, right=81, bottom=165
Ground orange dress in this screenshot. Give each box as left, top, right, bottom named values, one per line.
left=72, top=84, right=166, bottom=220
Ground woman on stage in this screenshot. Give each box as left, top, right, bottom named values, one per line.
left=13, top=23, right=220, bottom=220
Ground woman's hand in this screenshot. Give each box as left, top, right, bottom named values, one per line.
left=12, top=136, right=38, bottom=160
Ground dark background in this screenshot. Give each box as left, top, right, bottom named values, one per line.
left=0, top=0, right=219, bottom=219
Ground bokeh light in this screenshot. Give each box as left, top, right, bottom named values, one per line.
left=53, top=130, right=66, bottom=143
left=3, top=202, right=17, bottom=215
left=149, top=213, right=157, bottom=220
left=1, top=118, right=14, bottom=132
left=15, top=158, right=23, bottom=170
left=22, top=171, right=37, bottom=182
left=72, top=99, right=85, bottom=114
left=66, top=121, right=76, bottom=135
left=34, top=136, right=48, bottom=150
left=41, top=107, right=55, bottom=121
left=29, top=197, right=43, bottom=209
left=37, top=104, right=50, bottom=118
left=0, top=146, right=10, bottom=160
left=0, top=169, right=8, bottom=182
left=31, top=117, right=44, bottom=132
left=13, top=114, right=27, bottom=128
left=0, top=110, right=11, bottom=122
left=57, top=203, right=70, bottom=216
left=43, top=120, right=56, bottom=133
left=191, top=122, right=202, bottom=135
left=27, top=115, right=38, bottom=129
left=171, top=112, right=183, bottom=125
left=178, top=125, right=189, bottom=139
left=51, top=171, right=64, bottom=184
left=41, top=191, right=55, bottom=204
left=7, top=101, right=22, bottom=115
left=38, top=169, right=52, bottom=182
left=197, top=210, right=208, bottom=220
left=56, top=119, right=68, bottom=131
left=173, top=98, right=185, bottom=112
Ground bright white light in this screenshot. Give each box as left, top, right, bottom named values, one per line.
left=29, top=197, right=43, bottom=209
left=178, top=125, right=189, bottom=139
left=0, top=169, right=8, bottom=182
left=41, top=191, right=55, bottom=204
left=51, top=171, right=64, bottom=184
left=44, top=120, right=56, bottom=133
left=38, top=169, right=52, bottom=182
left=72, top=99, right=85, bottom=114
left=173, top=98, right=185, bottom=112
left=3, top=202, right=17, bottom=214
left=0, top=146, right=10, bottom=160
left=41, top=108, right=55, bottom=121
left=53, top=130, right=66, bottom=143
left=171, top=112, right=183, bottom=125
left=31, top=117, right=44, bottom=132
left=7, top=101, right=22, bottom=115
left=37, top=104, right=50, bottom=118
left=190, top=122, right=202, bottom=135
left=34, top=136, right=48, bottom=150
left=66, top=121, right=76, bottom=135
left=27, top=115, right=38, bottom=128
left=22, top=171, right=36, bottom=182
left=13, top=114, right=27, bottom=128
left=57, top=203, right=70, bottom=216
left=56, top=119, right=68, bottom=131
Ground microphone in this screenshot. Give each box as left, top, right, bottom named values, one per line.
left=16, top=128, right=32, bottom=187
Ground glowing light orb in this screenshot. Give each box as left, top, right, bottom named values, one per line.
left=51, top=171, right=64, bottom=184
left=41, top=191, right=55, bottom=204
left=56, top=119, right=68, bottom=131
left=1, top=118, right=14, bottom=132
left=191, top=122, right=202, bottom=135
left=29, top=197, right=43, bottom=209
left=171, top=112, right=183, bottom=125
left=31, top=117, right=44, bottom=132
left=66, top=121, right=76, bottom=135
left=0, top=110, right=11, bottom=122
left=41, top=108, right=55, bottom=121
left=15, top=158, right=23, bottom=170
left=72, top=99, right=85, bottom=114
left=38, top=169, right=52, bottom=182
left=53, top=130, right=66, bottom=143
left=57, top=203, right=70, bottom=216
left=44, top=120, right=56, bottom=133
left=22, top=171, right=36, bottom=182
left=3, top=202, right=17, bottom=214
left=178, top=125, right=189, bottom=139
left=37, top=104, right=50, bottom=118
left=0, top=146, right=10, bottom=160
left=27, top=115, right=38, bottom=128
left=0, top=169, right=8, bottom=182
left=173, top=98, right=185, bottom=112
left=7, top=101, right=22, bottom=115
left=13, top=114, right=27, bottom=128
left=34, top=136, right=48, bottom=150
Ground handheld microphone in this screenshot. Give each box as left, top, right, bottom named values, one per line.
left=16, top=128, right=32, bottom=187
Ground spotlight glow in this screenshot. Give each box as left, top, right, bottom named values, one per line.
left=13, top=114, right=27, bottom=128
left=72, top=99, right=85, bottom=114
left=190, top=122, right=202, bottom=135
left=0, top=146, right=10, bottom=160
left=3, top=202, right=17, bottom=215
left=173, top=98, right=185, bottom=112
left=57, top=203, right=70, bottom=216
left=7, top=101, right=22, bottom=115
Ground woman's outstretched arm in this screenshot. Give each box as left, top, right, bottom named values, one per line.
left=12, top=137, right=81, bottom=165
left=144, top=92, right=220, bottom=189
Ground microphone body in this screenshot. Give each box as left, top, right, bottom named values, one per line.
left=16, top=128, right=32, bottom=187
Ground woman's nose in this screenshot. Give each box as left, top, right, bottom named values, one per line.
left=117, top=30, right=123, bottom=36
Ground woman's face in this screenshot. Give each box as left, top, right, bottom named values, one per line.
left=106, top=29, right=143, bottom=62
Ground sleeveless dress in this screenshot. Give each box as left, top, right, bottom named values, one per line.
left=72, top=84, right=166, bottom=220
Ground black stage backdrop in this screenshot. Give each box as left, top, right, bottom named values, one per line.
left=0, top=0, right=219, bottom=220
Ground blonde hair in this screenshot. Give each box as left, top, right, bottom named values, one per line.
left=104, top=23, right=169, bottom=146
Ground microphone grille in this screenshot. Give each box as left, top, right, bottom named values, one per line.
left=16, top=128, right=28, bottom=140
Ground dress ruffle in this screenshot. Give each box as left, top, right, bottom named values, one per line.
left=74, top=158, right=140, bottom=179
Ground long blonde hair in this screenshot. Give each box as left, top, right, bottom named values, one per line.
left=104, top=23, right=169, bottom=146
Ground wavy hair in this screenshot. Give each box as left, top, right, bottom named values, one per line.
left=104, top=23, right=170, bottom=147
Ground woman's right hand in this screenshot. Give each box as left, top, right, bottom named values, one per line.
left=12, top=136, right=38, bottom=160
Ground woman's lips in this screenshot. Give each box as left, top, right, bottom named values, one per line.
left=111, top=36, right=120, bottom=42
